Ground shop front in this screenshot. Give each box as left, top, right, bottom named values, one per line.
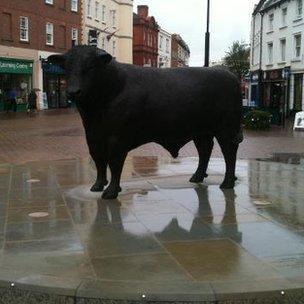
left=249, top=70, right=262, bottom=107
left=42, top=62, right=69, bottom=109
left=262, top=68, right=290, bottom=125
left=0, top=57, right=33, bottom=112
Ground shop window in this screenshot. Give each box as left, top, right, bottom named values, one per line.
left=46, top=22, right=54, bottom=46
left=71, top=28, right=78, bottom=47
left=71, top=0, right=78, bottom=12
left=20, top=16, right=29, bottom=42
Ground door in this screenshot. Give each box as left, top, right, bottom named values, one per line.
left=294, top=74, right=303, bottom=112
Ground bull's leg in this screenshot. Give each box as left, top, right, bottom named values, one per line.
left=190, top=136, right=214, bottom=183
left=102, top=152, right=127, bottom=200
left=91, top=158, right=108, bottom=192
left=217, top=136, right=238, bottom=189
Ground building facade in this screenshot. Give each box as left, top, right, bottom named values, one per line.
left=158, top=28, right=171, bottom=68
left=133, top=5, right=159, bottom=67
left=82, top=0, right=133, bottom=63
left=0, top=0, right=82, bottom=111
left=250, top=0, right=304, bottom=124
left=171, top=34, right=190, bottom=67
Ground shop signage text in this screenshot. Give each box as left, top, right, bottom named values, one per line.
left=0, top=58, right=33, bottom=74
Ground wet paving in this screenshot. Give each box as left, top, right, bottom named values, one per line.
left=0, top=156, right=304, bottom=301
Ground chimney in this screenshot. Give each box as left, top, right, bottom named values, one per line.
left=137, top=5, right=149, bottom=19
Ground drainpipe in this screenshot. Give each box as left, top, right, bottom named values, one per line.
left=258, top=11, right=264, bottom=108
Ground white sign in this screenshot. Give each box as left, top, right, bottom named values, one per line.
left=293, top=111, right=304, bottom=130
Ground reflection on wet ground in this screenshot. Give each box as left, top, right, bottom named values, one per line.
left=0, top=156, right=304, bottom=301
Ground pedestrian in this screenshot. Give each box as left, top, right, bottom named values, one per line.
left=27, top=89, right=37, bottom=114
left=6, top=88, right=17, bottom=113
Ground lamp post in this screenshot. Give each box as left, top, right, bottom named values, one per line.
left=204, top=0, right=210, bottom=67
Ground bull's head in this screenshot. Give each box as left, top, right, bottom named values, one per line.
left=47, top=46, right=113, bottom=100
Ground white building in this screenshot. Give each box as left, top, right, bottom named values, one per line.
left=82, top=0, right=133, bottom=63
left=158, top=28, right=171, bottom=68
left=250, top=0, right=304, bottom=120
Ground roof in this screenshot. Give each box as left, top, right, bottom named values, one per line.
left=253, top=0, right=287, bottom=14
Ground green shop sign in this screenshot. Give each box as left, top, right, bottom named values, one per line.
left=0, top=57, right=33, bottom=74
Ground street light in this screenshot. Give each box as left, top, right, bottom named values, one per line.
left=204, top=0, right=210, bottom=67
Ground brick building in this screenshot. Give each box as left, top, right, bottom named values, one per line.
left=0, top=0, right=82, bottom=111
left=133, top=5, right=159, bottom=67
left=171, top=34, right=190, bottom=67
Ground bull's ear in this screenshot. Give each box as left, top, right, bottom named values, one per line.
left=47, top=54, right=66, bottom=68
left=97, top=49, right=112, bottom=64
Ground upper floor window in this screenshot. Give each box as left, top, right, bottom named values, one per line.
left=166, top=38, right=170, bottom=53
left=112, top=40, right=116, bottom=57
left=87, top=0, right=92, bottom=17
left=294, top=33, right=302, bottom=58
left=71, top=28, right=78, bottom=46
left=267, top=42, right=273, bottom=64
left=159, top=35, right=163, bottom=49
left=110, top=10, right=116, bottom=27
left=268, top=13, right=274, bottom=31
left=45, top=0, right=54, bottom=4
left=20, top=16, right=29, bottom=42
left=71, top=0, right=78, bottom=12
left=46, top=22, right=54, bottom=45
left=101, top=36, right=106, bottom=49
left=282, top=7, right=287, bottom=26
left=297, top=0, right=303, bottom=17
left=101, top=5, right=106, bottom=22
left=95, top=1, right=99, bottom=20
left=280, top=38, right=286, bottom=61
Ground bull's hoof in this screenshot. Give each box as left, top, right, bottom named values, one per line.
left=220, top=179, right=236, bottom=189
left=189, top=173, right=208, bottom=183
left=102, top=186, right=122, bottom=200
left=90, top=180, right=108, bottom=192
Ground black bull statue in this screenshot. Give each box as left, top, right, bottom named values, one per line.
left=48, top=46, right=243, bottom=199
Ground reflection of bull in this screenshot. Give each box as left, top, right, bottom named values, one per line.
left=48, top=46, right=242, bottom=199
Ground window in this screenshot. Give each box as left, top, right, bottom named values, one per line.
left=110, top=10, right=116, bottom=27
left=159, top=35, right=163, bottom=49
left=282, top=8, right=287, bottom=26
left=280, top=39, right=286, bottom=61
left=297, top=0, right=303, bottom=17
left=95, top=1, right=99, bottom=19
left=101, top=5, right=106, bottom=22
left=267, top=42, right=273, bottom=64
left=45, top=0, right=53, bottom=4
left=87, top=0, right=92, bottom=17
left=71, top=0, right=78, bottom=12
left=294, top=34, right=302, bottom=58
left=166, top=38, right=169, bottom=53
left=112, top=40, right=116, bottom=56
left=71, top=28, right=78, bottom=46
left=268, top=13, right=274, bottom=31
left=101, top=36, right=106, bottom=49
left=20, top=16, right=29, bottom=42
left=46, top=22, right=54, bottom=45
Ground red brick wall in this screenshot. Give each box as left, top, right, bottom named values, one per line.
left=0, top=0, right=82, bottom=53
left=133, top=6, right=158, bottom=67
left=171, top=36, right=179, bottom=68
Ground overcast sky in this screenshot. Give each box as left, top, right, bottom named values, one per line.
left=133, top=0, right=258, bottom=66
